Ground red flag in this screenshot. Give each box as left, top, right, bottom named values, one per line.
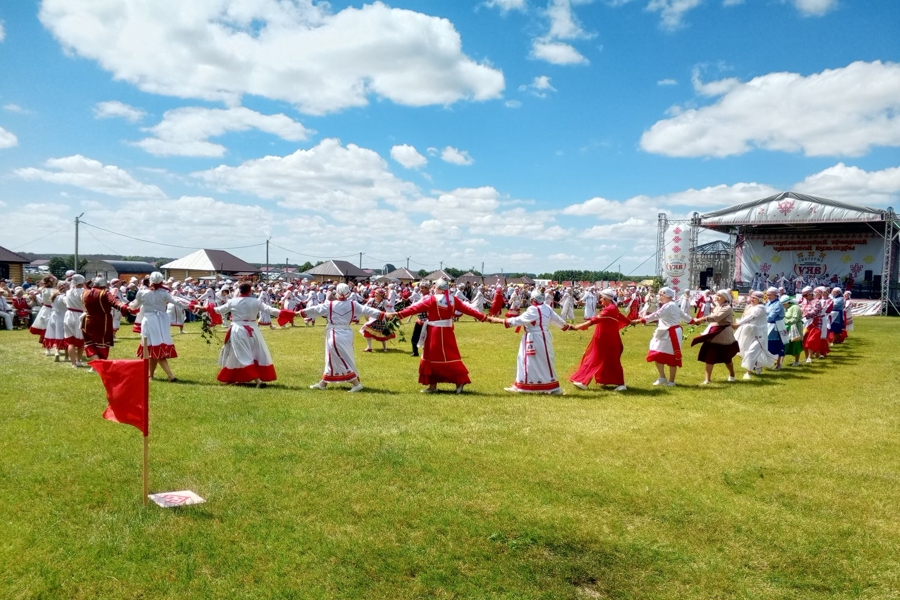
left=92, top=359, right=149, bottom=436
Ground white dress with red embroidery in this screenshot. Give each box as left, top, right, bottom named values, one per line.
left=43, top=293, right=67, bottom=350
left=640, top=302, right=694, bottom=367
left=215, top=295, right=283, bottom=383
left=301, top=299, right=385, bottom=383
left=63, top=287, right=86, bottom=347
left=503, top=303, right=570, bottom=393
left=734, top=303, right=777, bottom=371
left=30, top=287, right=54, bottom=339
left=129, top=287, right=192, bottom=359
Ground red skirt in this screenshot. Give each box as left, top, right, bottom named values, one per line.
left=803, top=327, right=829, bottom=355
left=137, top=343, right=178, bottom=359
left=217, top=362, right=276, bottom=383
left=571, top=332, right=625, bottom=386
left=418, top=326, right=471, bottom=385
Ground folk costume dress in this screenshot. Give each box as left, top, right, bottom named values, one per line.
left=735, top=304, right=777, bottom=371
left=802, top=298, right=829, bottom=356
left=167, top=288, right=188, bottom=332
left=396, top=292, right=488, bottom=386
left=129, top=287, right=192, bottom=359
left=301, top=299, right=386, bottom=384
left=783, top=303, right=804, bottom=357
left=639, top=302, right=694, bottom=367
left=489, top=287, right=505, bottom=317
left=765, top=299, right=788, bottom=357
left=625, top=293, right=641, bottom=321
left=257, top=290, right=273, bottom=326
left=570, top=302, right=632, bottom=387
left=502, top=302, right=571, bottom=393
left=44, top=293, right=67, bottom=351
left=111, top=285, right=125, bottom=333
left=201, top=288, right=223, bottom=327
left=830, top=295, right=846, bottom=344
left=360, top=297, right=395, bottom=342
left=559, top=290, right=575, bottom=322
left=30, top=286, right=54, bottom=341
left=215, top=295, right=285, bottom=383
left=690, top=304, right=740, bottom=364
left=63, top=287, right=86, bottom=348
left=581, top=290, right=597, bottom=320
left=844, top=297, right=854, bottom=333
left=82, top=287, right=128, bottom=359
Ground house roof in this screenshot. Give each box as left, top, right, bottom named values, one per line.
left=0, top=246, right=29, bottom=263
left=159, top=249, right=258, bottom=273
left=83, top=259, right=156, bottom=273
left=306, top=260, right=368, bottom=278
left=425, top=269, right=454, bottom=281
left=700, top=192, right=885, bottom=227
left=456, top=272, right=483, bottom=284
left=384, top=267, right=418, bottom=281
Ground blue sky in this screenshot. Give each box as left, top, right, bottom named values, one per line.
left=1, top=0, right=898, bottom=275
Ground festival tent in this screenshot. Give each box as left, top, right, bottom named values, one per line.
left=160, top=249, right=259, bottom=281
left=306, top=260, right=369, bottom=282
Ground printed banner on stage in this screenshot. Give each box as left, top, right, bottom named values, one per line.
left=662, top=223, right=692, bottom=294
left=736, top=233, right=884, bottom=284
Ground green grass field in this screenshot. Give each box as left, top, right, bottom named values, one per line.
left=1, top=312, right=898, bottom=599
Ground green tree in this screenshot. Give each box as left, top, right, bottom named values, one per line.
left=48, top=256, right=87, bottom=279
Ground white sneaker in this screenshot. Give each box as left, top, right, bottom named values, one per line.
left=309, top=381, right=327, bottom=390
left=805, top=357, right=813, bottom=364
left=790, top=361, right=800, bottom=367
left=572, top=382, right=588, bottom=391
left=503, top=386, right=519, bottom=393
left=547, top=388, right=563, bottom=395
left=652, top=377, right=668, bottom=386
left=755, top=367, right=763, bottom=375
left=455, top=385, right=466, bottom=394
left=44, top=349, right=51, bottom=356
left=665, top=381, right=676, bottom=387
left=614, top=385, right=627, bottom=391
left=348, top=383, right=364, bottom=393
left=700, top=380, right=710, bottom=385
left=743, top=372, right=752, bottom=380
left=420, top=388, right=435, bottom=394
left=727, top=376, right=736, bottom=382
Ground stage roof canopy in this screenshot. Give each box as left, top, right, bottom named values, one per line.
left=700, top=192, right=885, bottom=230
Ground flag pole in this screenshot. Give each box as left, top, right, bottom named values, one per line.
left=142, top=336, right=150, bottom=506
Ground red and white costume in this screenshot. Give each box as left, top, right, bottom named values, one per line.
left=215, top=295, right=283, bottom=383
left=43, top=292, right=67, bottom=350
left=360, top=297, right=395, bottom=342
left=734, top=303, right=777, bottom=372
left=167, top=285, right=188, bottom=332
left=396, top=291, right=488, bottom=386
left=201, top=287, right=222, bottom=326
left=129, top=287, right=192, bottom=359
left=639, top=302, right=693, bottom=367
left=503, top=302, right=570, bottom=393
left=625, top=291, right=641, bottom=320
left=63, top=286, right=86, bottom=348
left=301, top=299, right=386, bottom=384
left=30, top=286, right=54, bottom=341
left=488, top=286, right=505, bottom=317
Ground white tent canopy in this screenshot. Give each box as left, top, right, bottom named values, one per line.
left=701, top=192, right=885, bottom=228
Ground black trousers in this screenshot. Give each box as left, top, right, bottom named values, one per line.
left=411, top=321, right=424, bottom=354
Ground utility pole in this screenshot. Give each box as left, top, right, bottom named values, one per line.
left=265, top=238, right=271, bottom=281
left=359, top=252, right=363, bottom=269
left=406, top=257, right=410, bottom=270
left=74, top=213, right=84, bottom=274
left=440, top=261, right=443, bottom=271
left=481, top=261, right=484, bottom=275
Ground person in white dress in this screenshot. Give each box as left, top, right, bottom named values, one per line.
left=29, top=275, right=57, bottom=352
left=128, top=272, right=194, bottom=381
left=44, top=281, right=69, bottom=361
left=634, top=287, right=694, bottom=386
left=581, top=287, right=597, bottom=320
left=559, top=287, right=575, bottom=323
left=257, top=287, right=276, bottom=329
left=678, top=289, right=692, bottom=315
left=489, top=289, right=571, bottom=394
left=63, top=274, right=88, bottom=368
left=639, top=288, right=658, bottom=319
left=166, top=282, right=187, bottom=334
left=733, top=291, right=777, bottom=379
left=302, top=283, right=390, bottom=392
left=469, top=287, right=486, bottom=313
left=214, top=281, right=285, bottom=387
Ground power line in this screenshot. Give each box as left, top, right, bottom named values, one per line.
left=13, top=223, right=73, bottom=250
left=80, top=221, right=266, bottom=251
left=84, top=226, right=121, bottom=256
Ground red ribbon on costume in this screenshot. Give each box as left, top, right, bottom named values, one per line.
left=666, top=325, right=682, bottom=362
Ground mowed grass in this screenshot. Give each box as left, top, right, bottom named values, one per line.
left=1, top=312, right=898, bottom=600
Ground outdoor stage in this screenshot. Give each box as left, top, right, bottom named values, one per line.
left=658, top=192, right=900, bottom=314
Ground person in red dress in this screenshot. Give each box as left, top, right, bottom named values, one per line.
left=82, top=277, right=130, bottom=360
left=488, top=285, right=505, bottom=317
left=569, top=288, right=632, bottom=391
left=388, top=279, right=493, bottom=393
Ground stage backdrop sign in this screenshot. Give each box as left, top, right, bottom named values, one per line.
left=663, top=223, right=692, bottom=294
left=736, top=233, right=884, bottom=282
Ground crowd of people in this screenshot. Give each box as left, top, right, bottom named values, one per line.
left=3, top=271, right=856, bottom=393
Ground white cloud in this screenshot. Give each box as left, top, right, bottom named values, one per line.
left=793, top=0, right=837, bottom=17
left=135, top=106, right=312, bottom=157
left=0, top=21, right=5, bottom=42
left=93, top=100, right=146, bottom=123
left=194, top=138, right=417, bottom=214
left=40, top=1, right=505, bottom=115
left=547, top=0, right=590, bottom=40
left=723, top=0, right=743, bottom=5
left=794, top=163, right=900, bottom=206
left=441, top=146, right=475, bottom=166
left=519, top=75, right=557, bottom=97
left=505, top=100, right=523, bottom=108
left=549, top=252, right=579, bottom=261
left=0, top=126, right=17, bottom=149
left=691, top=66, right=740, bottom=96
left=15, top=155, right=166, bottom=199
left=657, top=78, right=677, bottom=86
left=485, top=0, right=527, bottom=11
left=390, top=144, right=428, bottom=169
left=3, top=104, right=26, bottom=113
left=641, top=61, right=900, bottom=158
left=530, top=40, right=588, bottom=65
left=646, top=0, right=703, bottom=30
